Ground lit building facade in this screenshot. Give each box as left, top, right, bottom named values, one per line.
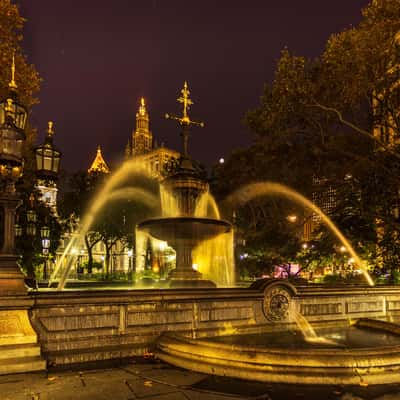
left=125, top=98, right=179, bottom=179
left=88, top=145, right=110, bottom=174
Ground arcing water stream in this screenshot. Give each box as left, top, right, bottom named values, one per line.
left=51, top=165, right=372, bottom=289
left=50, top=158, right=159, bottom=289
left=50, top=157, right=234, bottom=289
left=225, top=182, right=374, bottom=286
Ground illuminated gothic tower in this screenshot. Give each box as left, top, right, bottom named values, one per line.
left=126, top=98, right=153, bottom=157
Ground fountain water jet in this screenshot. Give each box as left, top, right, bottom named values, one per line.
left=53, top=186, right=158, bottom=290
left=49, top=159, right=160, bottom=289
left=52, top=97, right=235, bottom=288
left=225, top=182, right=374, bottom=286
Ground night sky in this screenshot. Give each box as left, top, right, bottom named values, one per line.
left=18, top=0, right=370, bottom=172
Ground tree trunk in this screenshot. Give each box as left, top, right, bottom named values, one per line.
left=24, top=252, right=35, bottom=281
left=105, top=244, right=111, bottom=280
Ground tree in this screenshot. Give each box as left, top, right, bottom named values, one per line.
left=15, top=189, right=62, bottom=280
left=59, top=169, right=159, bottom=278
left=0, top=0, right=40, bottom=144
left=214, top=1, right=400, bottom=278
left=1, top=1, right=47, bottom=281
left=59, top=171, right=103, bottom=272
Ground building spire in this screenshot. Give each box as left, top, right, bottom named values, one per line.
left=130, top=97, right=152, bottom=156
left=88, top=145, right=110, bottom=174
left=9, top=52, right=17, bottom=90
left=139, top=97, right=146, bottom=116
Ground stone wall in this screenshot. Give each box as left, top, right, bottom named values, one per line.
left=29, top=289, right=264, bottom=366
left=27, top=283, right=400, bottom=366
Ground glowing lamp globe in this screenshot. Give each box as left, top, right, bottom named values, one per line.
left=35, top=122, right=61, bottom=178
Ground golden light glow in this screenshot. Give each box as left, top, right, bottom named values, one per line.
left=165, top=82, right=204, bottom=128
left=88, top=145, right=110, bottom=174
left=192, top=231, right=235, bottom=286
left=9, top=52, right=17, bottom=90
left=178, top=81, right=193, bottom=122
left=5, top=98, right=13, bottom=113
left=139, top=97, right=146, bottom=116
left=226, top=182, right=374, bottom=286
left=47, top=121, right=55, bottom=137
left=12, top=166, right=21, bottom=177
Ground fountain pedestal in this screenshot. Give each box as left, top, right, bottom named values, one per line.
left=168, top=239, right=215, bottom=288
left=138, top=217, right=231, bottom=288
left=139, top=155, right=232, bottom=288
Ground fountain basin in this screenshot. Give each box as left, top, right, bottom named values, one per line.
left=138, top=217, right=232, bottom=288
left=137, top=217, right=231, bottom=244
left=156, top=320, right=400, bottom=385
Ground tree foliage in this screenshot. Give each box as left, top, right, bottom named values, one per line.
left=213, top=0, right=400, bottom=279
left=59, top=170, right=159, bottom=276
left=0, top=0, right=40, bottom=143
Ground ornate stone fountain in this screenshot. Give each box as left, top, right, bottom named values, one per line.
left=137, top=83, right=232, bottom=287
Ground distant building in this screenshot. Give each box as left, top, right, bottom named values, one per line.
left=125, top=98, right=179, bottom=179
left=302, top=176, right=337, bottom=242
left=88, top=145, right=110, bottom=174
left=57, top=97, right=181, bottom=280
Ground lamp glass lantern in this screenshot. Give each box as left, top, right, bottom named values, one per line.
left=0, top=93, right=27, bottom=168
left=35, top=123, right=61, bottom=177
left=0, top=123, right=25, bottom=167
left=26, top=223, right=36, bottom=236
left=40, top=225, right=50, bottom=239
left=14, top=223, right=22, bottom=237
left=27, top=209, right=37, bottom=223
left=35, top=145, right=61, bottom=176
left=0, top=97, right=27, bottom=131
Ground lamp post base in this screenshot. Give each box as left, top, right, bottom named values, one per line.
left=0, top=255, right=27, bottom=295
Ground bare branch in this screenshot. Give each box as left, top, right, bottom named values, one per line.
left=309, top=102, right=400, bottom=160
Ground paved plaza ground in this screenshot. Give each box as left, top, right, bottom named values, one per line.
left=2, top=358, right=400, bottom=400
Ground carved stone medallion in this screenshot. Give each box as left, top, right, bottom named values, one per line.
left=263, top=286, right=291, bottom=321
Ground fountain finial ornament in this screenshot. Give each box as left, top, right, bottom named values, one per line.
left=165, top=82, right=204, bottom=157
left=47, top=121, right=55, bottom=138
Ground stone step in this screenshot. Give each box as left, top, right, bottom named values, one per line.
left=0, top=343, right=41, bottom=360
left=0, top=355, right=46, bottom=375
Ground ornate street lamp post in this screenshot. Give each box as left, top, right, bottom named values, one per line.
left=34, top=121, right=61, bottom=214
left=0, top=55, right=28, bottom=294
left=40, top=225, right=50, bottom=280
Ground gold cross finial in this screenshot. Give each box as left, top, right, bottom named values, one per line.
left=166, top=82, right=203, bottom=128
left=177, top=81, right=193, bottom=123
left=47, top=121, right=55, bottom=137
left=165, top=82, right=204, bottom=157
left=9, top=52, right=17, bottom=90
